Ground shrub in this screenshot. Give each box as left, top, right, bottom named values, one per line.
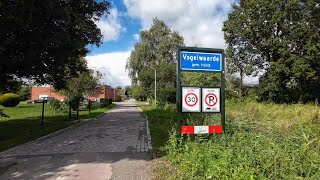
left=0, top=109, right=9, bottom=118
left=158, top=88, right=176, bottom=106
left=49, top=99, right=68, bottom=113
left=18, top=85, right=31, bottom=101
left=226, top=90, right=239, bottom=99
left=0, top=93, right=20, bottom=107
left=90, top=102, right=109, bottom=109
left=100, top=98, right=113, bottom=105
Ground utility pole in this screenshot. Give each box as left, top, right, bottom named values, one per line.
left=151, top=67, right=157, bottom=107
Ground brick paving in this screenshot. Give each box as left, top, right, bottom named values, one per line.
left=0, top=100, right=150, bottom=156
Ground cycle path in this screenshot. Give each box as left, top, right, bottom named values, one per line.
left=0, top=100, right=152, bottom=180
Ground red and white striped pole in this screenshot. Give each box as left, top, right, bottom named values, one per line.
left=180, top=125, right=223, bottom=134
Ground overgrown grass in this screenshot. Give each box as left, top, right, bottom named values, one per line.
left=0, top=103, right=114, bottom=151
left=139, top=100, right=320, bottom=179
left=139, top=103, right=177, bottom=150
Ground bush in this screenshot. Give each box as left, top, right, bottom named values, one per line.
left=90, top=102, right=109, bottom=109
left=0, top=109, right=9, bottom=118
left=158, top=88, right=176, bottom=106
left=49, top=99, right=68, bottom=113
left=0, top=93, right=20, bottom=107
left=245, top=87, right=258, bottom=101
left=18, top=85, right=31, bottom=101
left=100, top=98, right=112, bottom=105
left=226, top=90, right=239, bottom=99
left=131, top=85, right=147, bottom=101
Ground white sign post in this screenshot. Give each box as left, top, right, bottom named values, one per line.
left=202, top=88, right=220, bottom=112
left=182, top=87, right=201, bottom=112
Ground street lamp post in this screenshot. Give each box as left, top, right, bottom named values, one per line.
left=150, top=67, right=157, bottom=107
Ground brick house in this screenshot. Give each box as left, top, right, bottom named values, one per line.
left=31, top=85, right=121, bottom=101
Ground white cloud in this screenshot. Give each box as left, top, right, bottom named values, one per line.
left=85, top=51, right=131, bottom=87
left=133, top=33, right=139, bottom=41
left=124, top=0, right=233, bottom=48
left=243, top=76, right=259, bottom=85
left=95, top=8, right=125, bottom=42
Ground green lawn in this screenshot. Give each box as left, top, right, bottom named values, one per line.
left=0, top=102, right=114, bottom=152
left=138, top=100, right=320, bottom=179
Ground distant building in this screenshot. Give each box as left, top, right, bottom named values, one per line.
left=31, top=85, right=64, bottom=101
left=31, top=85, right=121, bottom=101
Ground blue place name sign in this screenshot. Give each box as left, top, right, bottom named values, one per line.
left=180, top=51, right=222, bottom=72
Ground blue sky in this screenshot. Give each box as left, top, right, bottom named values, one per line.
left=85, top=0, right=258, bottom=87
left=87, top=0, right=141, bottom=55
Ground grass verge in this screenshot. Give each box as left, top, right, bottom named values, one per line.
left=138, top=100, right=320, bottom=179
left=0, top=103, right=114, bottom=152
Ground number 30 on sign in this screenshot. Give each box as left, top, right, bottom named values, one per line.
left=182, top=87, right=201, bottom=112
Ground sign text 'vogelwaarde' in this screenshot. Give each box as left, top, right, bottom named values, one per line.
left=180, top=51, right=222, bottom=72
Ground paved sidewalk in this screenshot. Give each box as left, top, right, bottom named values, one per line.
left=0, top=100, right=152, bottom=179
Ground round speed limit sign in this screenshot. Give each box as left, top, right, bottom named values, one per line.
left=182, top=87, right=200, bottom=112
left=185, top=93, right=198, bottom=106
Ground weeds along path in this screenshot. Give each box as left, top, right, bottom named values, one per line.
left=140, top=100, right=320, bottom=179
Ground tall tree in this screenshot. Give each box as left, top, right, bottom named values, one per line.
left=0, top=0, right=110, bottom=89
left=225, top=45, right=257, bottom=96
left=126, top=18, right=184, bottom=98
left=223, top=0, right=320, bottom=103
left=0, top=79, right=22, bottom=95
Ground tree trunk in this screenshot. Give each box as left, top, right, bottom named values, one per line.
left=77, top=101, right=79, bottom=120
left=68, top=105, right=71, bottom=120
left=239, top=68, right=243, bottom=96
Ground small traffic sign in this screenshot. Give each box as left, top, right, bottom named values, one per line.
left=202, top=88, right=220, bottom=112
left=182, top=87, right=201, bottom=112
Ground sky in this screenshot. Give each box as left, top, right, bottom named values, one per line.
left=85, top=0, right=258, bottom=87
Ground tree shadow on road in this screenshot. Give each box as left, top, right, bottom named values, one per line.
left=0, top=152, right=153, bottom=179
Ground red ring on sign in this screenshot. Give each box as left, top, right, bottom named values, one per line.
left=205, top=93, right=218, bottom=106
left=184, top=92, right=198, bottom=106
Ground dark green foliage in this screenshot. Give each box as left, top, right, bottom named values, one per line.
left=0, top=109, right=9, bottom=118
left=0, top=79, right=22, bottom=95
left=225, top=45, right=257, bottom=96
left=99, top=103, right=109, bottom=108
left=244, top=87, right=258, bottom=101
left=62, top=69, right=102, bottom=110
left=131, top=85, right=147, bottom=100
left=65, top=95, right=82, bottom=111
left=0, top=0, right=110, bottom=89
left=158, top=88, right=176, bottom=106
left=49, top=99, right=68, bottom=113
left=90, top=102, right=112, bottom=109
left=223, top=0, right=320, bottom=103
left=225, top=90, right=240, bottom=99
left=99, top=98, right=113, bottom=106
left=0, top=93, right=20, bottom=107
left=18, top=85, right=31, bottom=101
left=182, top=72, right=221, bottom=87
